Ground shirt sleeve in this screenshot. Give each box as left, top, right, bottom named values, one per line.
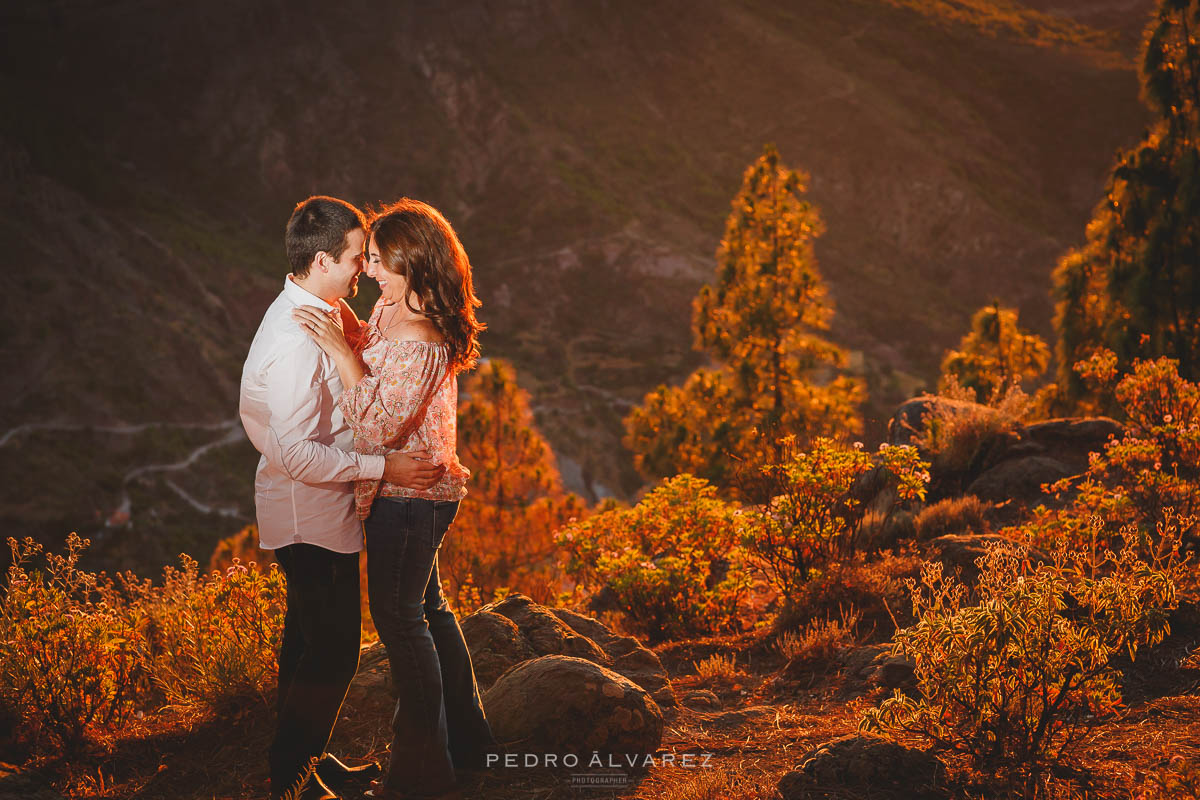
left=262, top=336, right=386, bottom=483
left=339, top=344, right=448, bottom=450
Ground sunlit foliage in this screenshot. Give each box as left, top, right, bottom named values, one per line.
left=1052, top=0, right=1200, bottom=410
left=939, top=301, right=1049, bottom=404
left=624, top=144, right=864, bottom=493
left=449, top=359, right=588, bottom=606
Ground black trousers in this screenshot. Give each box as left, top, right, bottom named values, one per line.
left=270, top=543, right=362, bottom=795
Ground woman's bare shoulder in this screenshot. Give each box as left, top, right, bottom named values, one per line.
left=388, top=318, right=445, bottom=344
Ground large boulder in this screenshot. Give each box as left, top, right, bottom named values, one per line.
left=482, top=655, right=663, bottom=759
left=457, top=610, right=537, bottom=691
left=778, top=733, right=947, bottom=799
left=887, top=395, right=980, bottom=447
left=462, top=594, right=676, bottom=708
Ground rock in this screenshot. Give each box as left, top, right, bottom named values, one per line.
left=1020, top=417, right=1123, bottom=473
left=967, top=455, right=1074, bottom=506
left=489, top=594, right=608, bottom=662
left=778, top=733, right=947, bottom=799
left=840, top=644, right=916, bottom=695
left=926, top=533, right=1048, bottom=585
left=347, top=640, right=392, bottom=701
left=460, top=594, right=675, bottom=708
left=680, top=689, right=721, bottom=710
left=458, top=610, right=537, bottom=691
left=482, top=655, right=663, bottom=758
left=887, top=396, right=980, bottom=448
left=698, top=705, right=777, bottom=727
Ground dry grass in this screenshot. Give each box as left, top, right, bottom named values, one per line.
left=915, top=494, right=992, bottom=541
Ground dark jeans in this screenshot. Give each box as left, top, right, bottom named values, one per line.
left=270, top=543, right=362, bottom=795
left=365, top=497, right=497, bottom=795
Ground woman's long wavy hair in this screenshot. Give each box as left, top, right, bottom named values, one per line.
left=368, top=199, right=484, bottom=373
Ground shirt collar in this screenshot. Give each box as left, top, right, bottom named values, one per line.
left=283, top=274, right=337, bottom=313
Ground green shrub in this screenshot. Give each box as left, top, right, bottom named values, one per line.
left=555, top=474, right=752, bottom=642
left=744, top=437, right=928, bottom=598
left=1024, top=352, right=1200, bottom=551
left=861, top=514, right=1185, bottom=789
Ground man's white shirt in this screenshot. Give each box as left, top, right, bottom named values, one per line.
left=239, top=276, right=384, bottom=552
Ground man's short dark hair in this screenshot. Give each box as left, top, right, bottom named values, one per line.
left=285, top=196, right=366, bottom=278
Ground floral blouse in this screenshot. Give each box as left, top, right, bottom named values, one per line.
left=338, top=300, right=470, bottom=519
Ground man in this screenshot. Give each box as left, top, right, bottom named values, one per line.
left=240, top=196, right=446, bottom=800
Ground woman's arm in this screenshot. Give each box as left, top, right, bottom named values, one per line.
left=339, top=342, right=447, bottom=450
left=291, top=305, right=365, bottom=388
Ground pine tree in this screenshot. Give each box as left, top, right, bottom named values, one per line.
left=447, top=359, right=585, bottom=604
left=624, top=144, right=864, bottom=491
left=1052, top=0, right=1200, bottom=409
left=940, top=301, right=1050, bottom=403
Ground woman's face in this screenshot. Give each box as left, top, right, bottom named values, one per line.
left=366, top=234, right=410, bottom=305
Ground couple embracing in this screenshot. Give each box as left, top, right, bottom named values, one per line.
left=238, top=196, right=497, bottom=800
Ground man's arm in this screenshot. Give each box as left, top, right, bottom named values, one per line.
left=263, top=338, right=385, bottom=483
left=260, top=336, right=446, bottom=488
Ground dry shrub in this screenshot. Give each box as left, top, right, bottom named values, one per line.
left=776, top=606, right=862, bottom=672
left=693, top=653, right=741, bottom=683
left=915, top=495, right=992, bottom=541
left=779, top=551, right=923, bottom=641
left=654, top=761, right=780, bottom=800
left=0, top=535, right=286, bottom=756
left=922, top=376, right=1031, bottom=477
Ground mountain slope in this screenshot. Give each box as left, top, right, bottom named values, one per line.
left=0, top=0, right=1153, bottom=571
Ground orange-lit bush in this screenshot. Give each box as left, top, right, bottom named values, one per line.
left=0, top=534, right=144, bottom=754
left=745, top=437, right=929, bottom=599
left=862, top=515, right=1185, bottom=787
left=554, top=474, right=752, bottom=642
left=133, top=555, right=286, bottom=711
left=0, top=534, right=286, bottom=755
left=1024, top=352, right=1200, bottom=551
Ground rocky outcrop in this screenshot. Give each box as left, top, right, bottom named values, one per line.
left=778, top=733, right=947, bottom=799
left=460, top=594, right=676, bottom=708
left=482, top=655, right=663, bottom=758
left=926, top=533, right=1049, bottom=585
left=887, top=398, right=1122, bottom=521
left=840, top=644, right=916, bottom=696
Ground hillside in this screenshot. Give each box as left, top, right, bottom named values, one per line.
left=0, top=0, right=1154, bottom=573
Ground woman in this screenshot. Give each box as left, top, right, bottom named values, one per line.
left=292, top=198, right=497, bottom=800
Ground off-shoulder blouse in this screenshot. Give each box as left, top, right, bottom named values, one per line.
left=337, top=300, right=470, bottom=520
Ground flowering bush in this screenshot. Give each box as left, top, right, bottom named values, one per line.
left=0, top=535, right=287, bottom=755
left=744, top=437, right=929, bottom=598
left=861, top=512, right=1185, bottom=787
left=554, top=474, right=752, bottom=641
left=1024, top=352, right=1200, bottom=551
left=0, top=534, right=144, bottom=753
left=134, top=555, right=286, bottom=710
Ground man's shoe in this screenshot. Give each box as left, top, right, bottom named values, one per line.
left=315, top=753, right=381, bottom=788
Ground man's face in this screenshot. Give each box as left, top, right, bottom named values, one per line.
left=327, top=227, right=366, bottom=300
